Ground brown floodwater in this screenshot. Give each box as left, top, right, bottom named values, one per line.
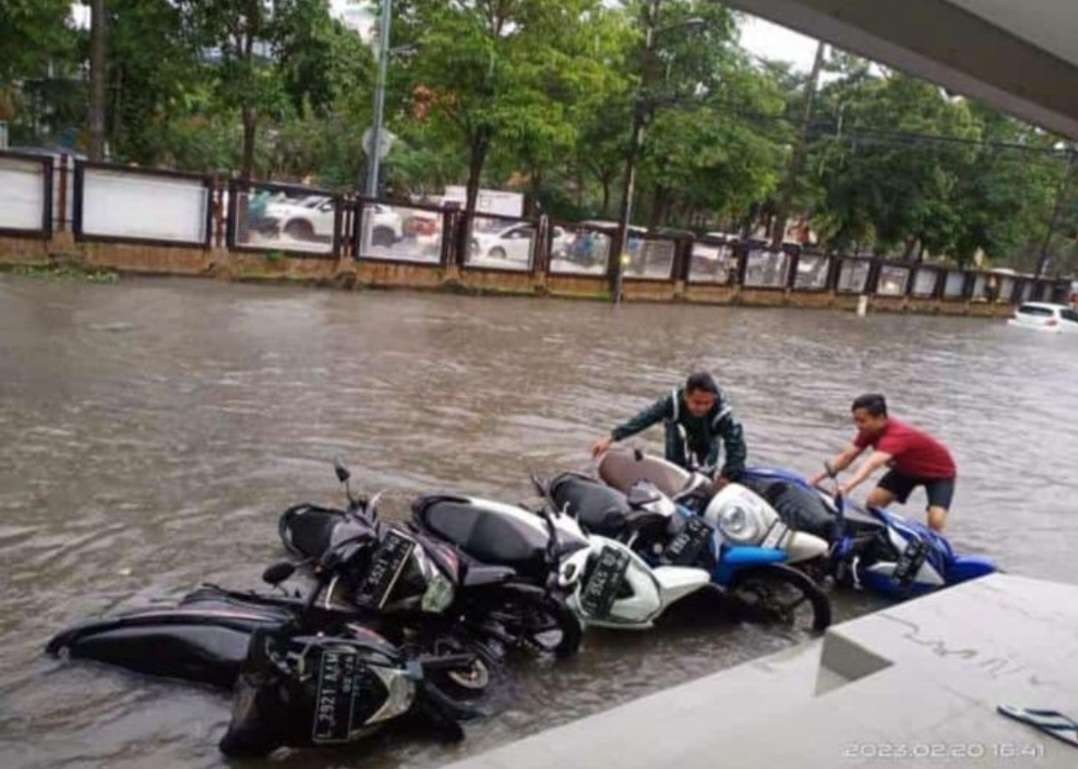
left=1, top=274, right=1075, bottom=769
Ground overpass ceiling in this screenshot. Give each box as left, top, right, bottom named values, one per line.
left=726, top=0, right=1078, bottom=139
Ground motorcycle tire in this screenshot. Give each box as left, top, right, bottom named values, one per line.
left=727, top=563, right=832, bottom=633
left=491, top=592, right=582, bottom=659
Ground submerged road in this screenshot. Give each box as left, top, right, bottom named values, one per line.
left=1, top=275, right=1075, bottom=768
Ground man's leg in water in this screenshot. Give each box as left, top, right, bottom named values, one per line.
left=924, top=478, right=954, bottom=533
left=866, top=486, right=897, bottom=509
left=926, top=505, right=948, bottom=532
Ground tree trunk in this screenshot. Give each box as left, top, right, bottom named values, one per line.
left=771, top=40, right=826, bottom=247
left=88, top=0, right=108, bottom=161
left=527, top=167, right=543, bottom=217
left=600, top=176, right=612, bottom=218
left=241, top=107, right=257, bottom=179
left=648, top=185, right=665, bottom=229
left=458, top=130, right=491, bottom=262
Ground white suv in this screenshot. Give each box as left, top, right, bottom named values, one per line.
left=1008, top=302, right=1078, bottom=333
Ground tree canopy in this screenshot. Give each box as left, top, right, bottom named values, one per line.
left=1, top=0, right=1074, bottom=273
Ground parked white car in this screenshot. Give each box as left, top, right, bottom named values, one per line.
left=470, top=222, right=539, bottom=262
left=266, top=197, right=402, bottom=245
left=1008, top=302, right=1078, bottom=333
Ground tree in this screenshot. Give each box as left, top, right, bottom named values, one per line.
left=0, top=0, right=82, bottom=145
left=392, top=0, right=609, bottom=226
left=183, top=0, right=332, bottom=179
left=88, top=0, right=107, bottom=160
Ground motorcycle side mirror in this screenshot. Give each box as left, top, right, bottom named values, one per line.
left=334, top=456, right=351, bottom=484
left=262, top=561, right=296, bottom=586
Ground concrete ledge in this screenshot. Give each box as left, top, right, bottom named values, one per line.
left=442, top=574, right=1078, bottom=769
left=0, top=238, right=1018, bottom=318
left=682, top=283, right=739, bottom=304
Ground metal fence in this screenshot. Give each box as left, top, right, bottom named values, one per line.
left=1, top=154, right=1071, bottom=303
left=0, top=151, right=52, bottom=239
left=75, top=162, right=213, bottom=248
left=227, top=180, right=342, bottom=258
left=355, top=199, right=449, bottom=265
left=546, top=222, right=613, bottom=277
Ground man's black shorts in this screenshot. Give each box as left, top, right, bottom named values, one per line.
left=878, top=470, right=955, bottom=509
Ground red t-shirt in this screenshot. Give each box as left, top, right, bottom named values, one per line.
left=854, top=418, right=956, bottom=479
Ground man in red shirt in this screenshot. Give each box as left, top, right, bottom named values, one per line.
left=809, top=393, right=956, bottom=531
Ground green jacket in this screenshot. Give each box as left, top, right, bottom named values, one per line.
left=611, top=387, right=748, bottom=477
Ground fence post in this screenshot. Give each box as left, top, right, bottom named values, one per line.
left=673, top=236, right=692, bottom=282
left=866, top=258, right=882, bottom=295
left=785, top=244, right=801, bottom=291
left=734, top=242, right=748, bottom=287
left=57, top=154, right=68, bottom=232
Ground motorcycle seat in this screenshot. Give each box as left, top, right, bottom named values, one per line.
left=840, top=506, right=887, bottom=536
left=549, top=472, right=630, bottom=537
left=413, top=496, right=549, bottom=581
left=461, top=563, right=517, bottom=587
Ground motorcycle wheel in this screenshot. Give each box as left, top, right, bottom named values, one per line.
left=727, top=564, right=832, bottom=633
left=493, top=594, right=582, bottom=659
left=421, top=633, right=503, bottom=703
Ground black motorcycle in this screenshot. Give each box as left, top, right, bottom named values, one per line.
left=46, top=534, right=499, bottom=701
left=277, top=460, right=583, bottom=658
left=219, top=624, right=477, bottom=756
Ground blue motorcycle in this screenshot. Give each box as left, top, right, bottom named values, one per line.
left=546, top=471, right=833, bottom=632
left=738, top=465, right=997, bottom=599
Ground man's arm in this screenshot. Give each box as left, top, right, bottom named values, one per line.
left=592, top=394, right=673, bottom=456
left=714, top=413, right=747, bottom=482
left=808, top=443, right=864, bottom=486
left=838, top=450, right=893, bottom=495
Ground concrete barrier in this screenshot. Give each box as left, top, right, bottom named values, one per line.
left=441, top=574, right=1078, bottom=769
left=0, top=237, right=1023, bottom=318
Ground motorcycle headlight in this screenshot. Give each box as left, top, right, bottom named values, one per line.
left=718, top=505, right=760, bottom=543
left=421, top=569, right=455, bottom=613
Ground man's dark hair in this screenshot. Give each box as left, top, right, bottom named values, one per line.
left=685, top=371, right=720, bottom=395
left=852, top=393, right=887, bottom=417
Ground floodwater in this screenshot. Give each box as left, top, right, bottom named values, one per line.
left=1, top=275, right=1075, bottom=769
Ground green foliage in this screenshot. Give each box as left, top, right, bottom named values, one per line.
left=4, top=263, right=119, bottom=283
left=2, top=0, right=1075, bottom=273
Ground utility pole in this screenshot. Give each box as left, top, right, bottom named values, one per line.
left=364, top=0, right=393, bottom=197
left=1036, top=148, right=1076, bottom=277
left=89, top=0, right=107, bottom=161
left=611, top=0, right=660, bottom=305
left=770, top=40, right=827, bottom=248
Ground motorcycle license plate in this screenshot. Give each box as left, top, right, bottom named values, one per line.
left=580, top=546, right=630, bottom=618
left=356, top=529, right=415, bottom=609
left=312, top=649, right=358, bottom=743
left=892, top=537, right=928, bottom=585
left=664, top=516, right=711, bottom=565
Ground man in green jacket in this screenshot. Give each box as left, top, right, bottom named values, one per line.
left=591, top=371, right=748, bottom=484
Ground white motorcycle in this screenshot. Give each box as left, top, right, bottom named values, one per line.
left=412, top=488, right=713, bottom=632
left=596, top=446, right=830, bottom=565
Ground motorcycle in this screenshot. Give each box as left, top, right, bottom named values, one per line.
left=219, top=625, right=476, bottom=757
left=552, top=452, right=832, bottom=632
left=46, top=530, right=500, bottom=699
left=597, top=446, right=831, bottom=565
left=412, top=488, right=712, bottom=631
left=742, top=463, right=997, bottom=599
left=278, top=460, right=584, bottom=657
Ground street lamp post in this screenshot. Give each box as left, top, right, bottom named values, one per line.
left=364, top=0, right=393, bottom=198
left=611, top=0, right=660, bottom=305
left=611, top=4, right=705, bottom=304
